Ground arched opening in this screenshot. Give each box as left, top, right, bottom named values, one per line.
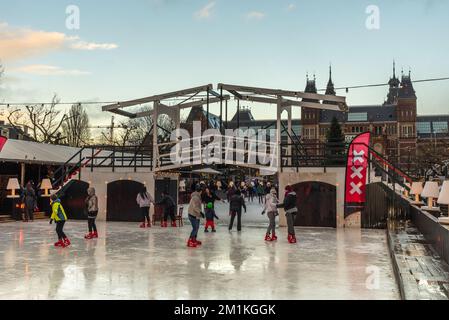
left=107, top=180, right=144, bottom=222
left=291, top=181, right=337, bottom=228
left=60, top=180, right=90, bottom=220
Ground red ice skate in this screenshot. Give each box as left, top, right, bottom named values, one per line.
left=63, top=237, right=71, bottom=247
left=84, top=232, right=93, bottom=239
left=194, top=238, right=202, bottom=246
left=265, top=233, right=272, bottom=241
left=271, top=233, right=278, bottom=241
left=54, top=240, right=64, bottom=247
left=187, top=237, right=197, bottom=248
left=139, top=223, right=146, bottom=228
left=92, top=231, right=98, bottom=238
left=171, top=221, right=177, bottom=227
left=146, top=222, right=151, bottom=228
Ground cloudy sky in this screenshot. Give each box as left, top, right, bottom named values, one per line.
left=1, top=0, right=449, bottom=125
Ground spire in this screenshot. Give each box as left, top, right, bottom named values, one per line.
left=325, top=64, right=336, bottom=96
left=393, top=60, right=396, bottom=78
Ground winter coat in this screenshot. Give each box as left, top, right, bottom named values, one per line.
left=229, top=194, right=246, bottom=214
left=51, top=199, right=67, bottom=222
left=156, top=194, right=176, bottom=214
left=136, top=192, right=154, bottom=208
left=202, top=192, right=220, bottom=208
left=278, top=191, right=298, bottom=214
left=85, top=187, right=99, bottom=212
left=264, top=193, right=279, bottom=213
left=23, top=188, right=37, bottom=209
left=188, top=191, right=202, bottom=218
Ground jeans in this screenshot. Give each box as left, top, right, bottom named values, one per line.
left=56, top=221, right=66, bottom=240
left=229, top=210, right=242, bottom=231
left=164, top=208, right=176, bottom=222
left=140, top=207, right=150, bottom=223
left=266, top=211, right=276, bottom=234
left=24, top=207, right=34, bottom=221
left=286, top=212, right=296, bottom=235
left=189, top=214, right=200, bottom=239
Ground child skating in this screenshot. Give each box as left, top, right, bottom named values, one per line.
left=49, top=193, right=70, bottom=248
left=263, top=188, right=279, bottom=241
left=204, top=202, right=219, bottom=232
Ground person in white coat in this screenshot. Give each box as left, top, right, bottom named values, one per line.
left=263, top=188, right=279, bottom=241
left=136, top=187, right=154, bottom=228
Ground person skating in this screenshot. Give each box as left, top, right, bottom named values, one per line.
left=228, top=189, right=246, bottom=232
left=84, top=187, right=99, bottom=239
left=156, top=190, right=177, bottom=227
left=187, top=186, right=203, bottom=247
left=204, top=202, right=220, bottom=232
left=201, top=187, right=221, bottom=232
left=263, top=188, right=279, bottom=241
left=136, top=187, right=154, bottom=228
left=277, top=185, right=298, bottom=243
left=49, top=193, right=70, bottom=248
left=22, top=182, right=37, bottom=222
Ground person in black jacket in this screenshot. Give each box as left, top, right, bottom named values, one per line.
left=228, top=189, right=247, bottom=232
left=277, top=185, right=298, bottom=243
left=156, top=191, right=177, bottom=227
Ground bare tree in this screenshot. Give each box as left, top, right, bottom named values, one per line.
left=61, top=103, right=91, bottom=147
left=97, top=106, right=175, bottom=146
left=7, top=94, right=69, bottom=144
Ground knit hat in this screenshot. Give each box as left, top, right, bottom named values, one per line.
left=206, top=202, right=213, bottom=209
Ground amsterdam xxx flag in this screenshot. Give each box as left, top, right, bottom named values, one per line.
left=0, top=136, right=7, bottom=152
left=344, top=132, right=371, bottom=205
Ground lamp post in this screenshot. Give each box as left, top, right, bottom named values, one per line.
left=421, top=181, right=441, bottom=216
left=6, top=178, right=21, bottom=220
left=437, top=181, right=449, bottom=219
left=410, top=182, right=423, bottom=205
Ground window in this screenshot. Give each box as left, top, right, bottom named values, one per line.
left=348, top=112, right=368, bottom=122
left=417, top=122, right=431, bottom=134
left=433, top=121, right=448, bottom=134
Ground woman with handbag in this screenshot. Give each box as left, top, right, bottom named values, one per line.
left=263, top=188, right=279, bottom=241
left=84, top=187, right=99, bottom=239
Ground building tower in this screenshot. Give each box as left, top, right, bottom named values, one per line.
left=301, top=74, right=320, bottom=145
left=396, top=69, right=417, bottom=168
left=385, top=60, right=401, bottom=105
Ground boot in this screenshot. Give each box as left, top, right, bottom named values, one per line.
left=162, top=221, right=168, bottom=228
left=211, top=229, right=216, bottom=233
left=291, top=234, right=296, bottom=243
left=140, top=222, right=146, bottom=228
left=271, top=232, right=278, bottom=241
left=287, top=234, right=292, bottom=243
left=194, top=237, right=202, bottom=246
left=265, top=233, right=272, bottom=241
left=84, top=232, right=93, bottom=239
left=54, top=240, right=64, bottom=247
left=92, top=231, right=98, bottom=239
left=171, top=221, right=177, bottom=227
left=63, top=237, right=71, bottom=247
left=187, top=237, right=197, bottom=248
left=204, top=228, right=209, bottom=233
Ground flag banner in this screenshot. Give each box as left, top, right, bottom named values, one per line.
left=344, top=132, right=371, bottom=206
left=0, top=136, right=7, bottom=152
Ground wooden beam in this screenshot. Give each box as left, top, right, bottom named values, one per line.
left=102, top=84, right=213, bottom=112
left=218, top=83, right=346, bottom=104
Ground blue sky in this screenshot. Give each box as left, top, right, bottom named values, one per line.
left=1, top=0, right=449, bottom=124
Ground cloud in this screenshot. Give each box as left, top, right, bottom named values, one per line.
left=246, top=11, right=266, bottom=20
left=0, top=22, right=118, bottom=61
left=13, top=64, right=91, bottom=76
left=195, top=2, right=216, bottom=20
left=287, top=4, right=296, bottom=11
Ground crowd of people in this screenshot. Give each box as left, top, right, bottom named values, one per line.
left=31, top=177, right=298, bottom=249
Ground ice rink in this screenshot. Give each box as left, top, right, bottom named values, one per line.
left=0, top=207, right=399, bottom=299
